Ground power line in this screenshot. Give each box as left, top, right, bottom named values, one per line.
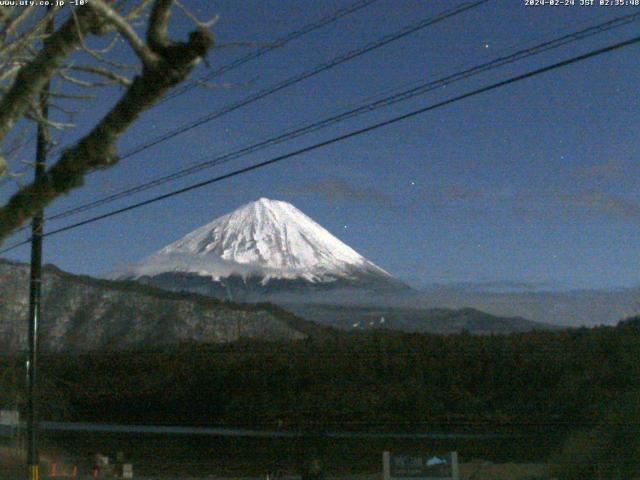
left=158, top=0, right=381, bottom=105
left=40, top=1, right=486, bottom=182
left=37, top=11, right=640, bottom=225
left=1, top=0, right=487, bottom=245
left=42, top=0, right=380, bottom=161
left=117, top=0, right=490, bottom=160
left=0, top=33, right=632, bottom=253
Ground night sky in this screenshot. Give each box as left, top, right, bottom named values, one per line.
left=2, top=0, right=640, bottom=290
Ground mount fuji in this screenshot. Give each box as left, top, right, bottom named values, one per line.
left=116, top=198, right=555, bottom=334
left=123, top=198, right=408, bottom=299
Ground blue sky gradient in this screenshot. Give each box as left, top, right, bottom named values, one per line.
left=2, top=0, right=640, bottom=290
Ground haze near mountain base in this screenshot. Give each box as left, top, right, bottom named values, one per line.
left=119, top=198, right=555, bottom=333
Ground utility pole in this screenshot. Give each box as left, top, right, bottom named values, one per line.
left=26, top=7, right=54, bottom=480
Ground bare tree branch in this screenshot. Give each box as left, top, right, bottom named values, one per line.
left=65, top=64, right=132, bottom=86
left=88, top=0, right=158, bottom=66
left=0, top=1, right=213, bottom=242
left=125, top=0, right=155, bottom=21
left=0, top=7, right=106, bottom=144
left=174, top=0, right=219, bottom=29
left=0, top=64, right=21, bottom=82
left=58, top=69, right=128, bottom=88
left=0, top=6, right=36, bottom=43
left=26, top=107, right=75, bottom=131
left=76, top=38, right=138, bottom=71
left=147, top=0, right=173, bottom=52
left=0, top=6, right=58, bottom=58
left=48, top=91, right=98, bottom=101
left=82, top=31, right=120, bottom=55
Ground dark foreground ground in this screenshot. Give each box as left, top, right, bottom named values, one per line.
left=2, top=427, right=562, bottom=479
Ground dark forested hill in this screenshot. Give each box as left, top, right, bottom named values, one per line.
left=6, top=318, right=637, bottom=430
left=284, top=303, right=555, bottom=334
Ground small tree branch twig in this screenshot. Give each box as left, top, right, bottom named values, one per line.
left=89, top=0, right=158, bottom=66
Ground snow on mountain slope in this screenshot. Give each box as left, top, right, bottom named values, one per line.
left=126, top=198, right=394, bottom=285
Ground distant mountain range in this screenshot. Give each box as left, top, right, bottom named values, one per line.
left=115, top=198, right=557, bottom=334
left=407, top=285, right=640, bottom=328
left=9, top=198, right=630, bottom=350
left=269, top=284, right=640, bottom=329
left=284, top=303, right=555, bottom=335
left=3, top=198, right=632, bottom=349
left=0, top=257, right=557, bottom=353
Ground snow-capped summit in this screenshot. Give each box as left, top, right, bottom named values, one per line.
left=125, top=198, right=401, bottom=291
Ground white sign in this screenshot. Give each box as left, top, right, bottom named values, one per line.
left=383, top=451, right=459, bottom=480
left=0, top=410, right=19, bottom=426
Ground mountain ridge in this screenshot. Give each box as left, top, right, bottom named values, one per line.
left=0, top=258, right=326, bottom=352
left=284, top=303, right=558, bottom=334
left=0, top=258, right=557, bottom=353
left=122, top=198, right=408, bottom=294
